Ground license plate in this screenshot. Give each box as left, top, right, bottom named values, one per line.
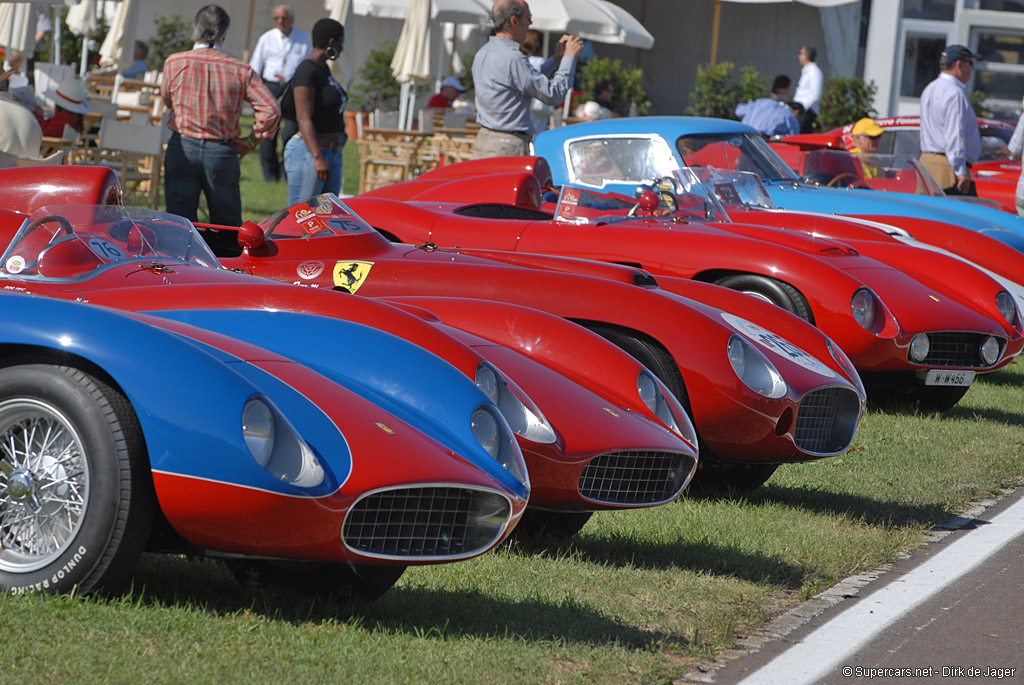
left=924, top=370, right=976, bottom=387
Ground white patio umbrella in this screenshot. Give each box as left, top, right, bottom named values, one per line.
left=65, top=0, right=97, bottom=77
left=0, top=3, right=39, bottom=60
left=98, top=0, right=137, bottom=72
left=390, top=0, right=431, bottom=129
left=709, top=0, right=858, bottom=64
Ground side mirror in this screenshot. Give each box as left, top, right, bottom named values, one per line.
left=238, top=221, right=265, bottom=250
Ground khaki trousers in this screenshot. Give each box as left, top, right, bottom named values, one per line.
left=472, top=127, right=531, bottom=159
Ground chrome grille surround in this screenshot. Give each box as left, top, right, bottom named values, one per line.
left=578, top=450, right=695, bottom=506
left=342, top=485, right=512, bottom=561
left=794, top=385, right=862, bottom=455
left=912, top=332, right=1005, bottom=368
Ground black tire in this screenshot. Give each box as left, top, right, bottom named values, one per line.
left=0, top=363, right=153, bottom=595
left=714, top=273, right=814, bottom=323
left=228, top=560, right=406, bottom=602
left=513, top=509, right=593, bottom=539
left=690, top=459, right=779, bottom=495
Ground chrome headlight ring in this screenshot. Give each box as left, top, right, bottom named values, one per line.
left=637, top=369, right=699, bottom=449
left=851, top=287, right=878, bottom=331
left=471, top=402, right=529, bottom=488
left=475, top=361, right=556, bottom=444
left=242, top=396, right=324, bottom=488
left=996, top=290, right=1018, bottom=327
left=727, top=335, right=787, bottom=399
left=826, top=337, right=865, bottom=396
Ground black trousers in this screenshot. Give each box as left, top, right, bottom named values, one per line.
left=260, top=78, right=299, bottom=181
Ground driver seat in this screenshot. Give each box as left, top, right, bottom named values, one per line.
left=37, top=237, right=103, bottom=279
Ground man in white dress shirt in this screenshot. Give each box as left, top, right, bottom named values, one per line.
left=919, top=44, right=982, bottom=196
left=794, top=45, right=823, bottom=134
left=250, top=4, right=312, bottom=181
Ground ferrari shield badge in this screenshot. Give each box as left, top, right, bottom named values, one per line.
left=332, top=260, right=374, bottom=293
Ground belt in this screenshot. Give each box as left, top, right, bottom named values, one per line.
left=172, top=132, right=234, bottom=145
left=481, top=126, right=531, bottom=139
left=319, top=137, right=344, bottom=153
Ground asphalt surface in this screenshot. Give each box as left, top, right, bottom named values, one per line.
left=681, top=488, right=1024, bottom=684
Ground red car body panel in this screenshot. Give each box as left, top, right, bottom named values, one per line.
left=197, top=199, right=865, bottom=466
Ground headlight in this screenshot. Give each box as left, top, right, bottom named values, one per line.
left=909, top=333, right=930, bottom=362
left=980, top=336, right=1002, bottom=366
left=475, top=362, right=556, bottom=444
left=637, top=369, right=699, bottom=448
left=996, top=290, right=1018, bottom=326
left=242, top=398, right=274, bottom=466
left=826, top=337, right=865, bottom=395
left=471, top=404, right=529, bottom=487
left=727, top=336, right=787, bottom=399
left=851, top=288, right=877, bottom=331
left=241, top=396, right=324, bottom=487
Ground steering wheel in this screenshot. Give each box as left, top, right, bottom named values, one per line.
left=826, top=172, right=862, bottom=188
left=22, top=214, right=74, bottom=241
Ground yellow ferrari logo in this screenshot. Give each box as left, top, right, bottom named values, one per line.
left=332, top=261, right=374, bottom=293
left=929, top=295, right=940, bottom=302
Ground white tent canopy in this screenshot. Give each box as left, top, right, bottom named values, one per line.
left=337, top=0, right=654, bottom=48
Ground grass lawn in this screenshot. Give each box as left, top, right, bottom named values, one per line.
left=2, top=359, right=1022, bottom=683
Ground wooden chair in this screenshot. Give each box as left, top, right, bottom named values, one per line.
left=96, top=119, right=164, bottom=208
left=433, top=127, right=478, bottom=166
left=356, top=128, right=436, bottom=194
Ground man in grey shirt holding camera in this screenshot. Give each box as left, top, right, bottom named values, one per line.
left=472, top=0, right=583, bottom=159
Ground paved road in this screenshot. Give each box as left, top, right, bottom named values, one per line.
left=689, top=489, right=1024, bottom=684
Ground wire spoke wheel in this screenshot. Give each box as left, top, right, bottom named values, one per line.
left=0, top=399, right=89, bottom=573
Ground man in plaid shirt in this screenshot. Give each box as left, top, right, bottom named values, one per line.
left=162, top=4, right=280, bottom=226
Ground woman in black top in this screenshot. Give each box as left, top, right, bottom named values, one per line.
left=283, top=18, right=346, bottom=206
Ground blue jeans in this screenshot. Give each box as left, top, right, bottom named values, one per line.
left=163, top=133, right=242, bottom=226
left=284, top=135, right=343, bottom=207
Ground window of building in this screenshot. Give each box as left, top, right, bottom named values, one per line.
left=969, top=1, right=1024, bottom=12
left=901, top=33, right=948, bottom=97
left=902, top=0, right=956, bottom=21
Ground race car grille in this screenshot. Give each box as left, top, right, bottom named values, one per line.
left=915, top=332, right=1003, bottom=368
left=794, top=387, right=862, bottom=455
left=343, top=487, right=511, bottom=559
left=578, top=450, right=693, bottom=505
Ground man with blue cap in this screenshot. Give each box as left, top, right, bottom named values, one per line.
left=919, top=43, right=982, bottom=195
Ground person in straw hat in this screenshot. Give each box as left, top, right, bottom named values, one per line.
left=42, top=77, right=92, bottom=138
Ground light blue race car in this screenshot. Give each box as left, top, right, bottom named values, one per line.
left=534, top=116, right=1024, bottom=254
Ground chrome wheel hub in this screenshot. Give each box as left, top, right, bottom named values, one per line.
left=0, top=399, right=89, bottom=573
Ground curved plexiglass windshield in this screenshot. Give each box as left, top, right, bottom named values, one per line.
left=684, top=168, right=777, bottom=209
left=800, top=150, right=945, bottom=196
left=676, top=133, right=801, bottom=182
left=553, top=168, right=730, bottom=224
left=0, top=205, right=220, bottom=281
left=260, top=194, right=373, bottom=239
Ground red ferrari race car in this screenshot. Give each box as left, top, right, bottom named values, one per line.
left=193, top=194, right=870, bottom=492
left=689, top=167, right=1024, bottom=313
left=777, top=115, right=1018, bottom=212
left=350, top=157, right=1022, bottom=413
left=0, top=169, right=700, bottom=535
